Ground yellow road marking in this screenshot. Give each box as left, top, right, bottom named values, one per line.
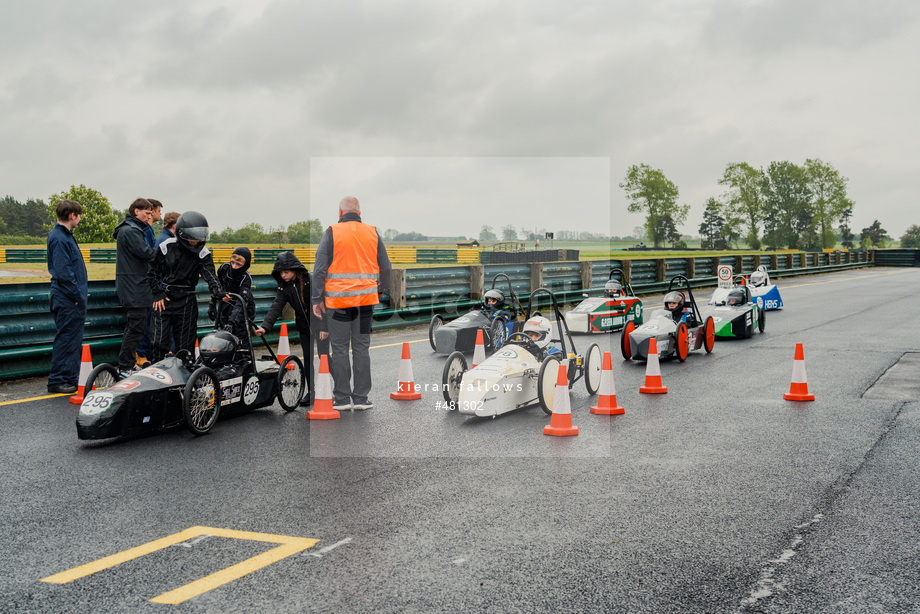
left=41, top=526, right=319, bottom=605
left=0, top=393, right=69, bottom=406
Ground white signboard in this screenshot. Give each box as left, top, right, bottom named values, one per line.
left=717, top=265, right=734, bottom=289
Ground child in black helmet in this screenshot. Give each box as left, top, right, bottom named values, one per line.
left=148, top=211, right=223, bottom=363
left=209, top=247, right=256, bottom=349
left=253, top=251, right=328, bottom=407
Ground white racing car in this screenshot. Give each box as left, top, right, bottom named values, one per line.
left=441, top=288, right=602, bottom=417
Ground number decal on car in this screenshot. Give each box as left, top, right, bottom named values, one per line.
left=80, top=392, right=114, bottom=416
left=136, top=368, right=173, bottom=384
left=243, top=376, right=260, bottom=405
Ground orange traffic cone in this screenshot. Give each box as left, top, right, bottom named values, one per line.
left=472, top=329, right=486, bottom=368
left=639, top=337, right=668, bottom=394
left=591, top=351, right=625, bottom=415
left=783, top=343, right=815, bottom=401
left=277, top=323, right=291, bottom=362
left=308, top=354, right=340, bottom=420
left=544, top=362, right=578, bottom=436
left=194, top=338, right=200, bottom=360
left=69, top=344, right=94, bottom=404
left=390, top=342, right=422, bottom=400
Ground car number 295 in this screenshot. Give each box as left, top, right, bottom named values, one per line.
left=243, top=377, right=260, bottom=405
left=80, top=392, right=114, bottom=415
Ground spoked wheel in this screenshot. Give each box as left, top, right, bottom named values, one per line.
left=183, top=367, right=221, bottom=436
left=621, top=321, right=635, bottom=360
left=704, top=316, right=716, bottom=353
left=277, top=356, right=305, bottom=411
left=758, top=307, right=766, bottom=333
left=490, top=317, right=508, bottom=351
left=584, top=343, right=602, bottom=395
left=676, top=322, right=689, bottom=362
left=537, top=355, right=563, bottom=415
left=441, top=351, right=468, bottom=405
left=428, top=315, right=444, bottom=352
left=85, top=363, right=122, bottom=393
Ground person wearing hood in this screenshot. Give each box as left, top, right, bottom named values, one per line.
left=254, top=251, right=326, bottom=407
left=208, top=247, right=256, bottom=346
left=113, top=198, right=156, bottom=374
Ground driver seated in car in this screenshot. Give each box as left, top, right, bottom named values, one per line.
left=605, top=279, right=624, bottom=298
left=726, top=288, right=746, bottom=307
left=522, top=316, right=562, bottom=361
left=663, top=291, right=694, bottom=325
left=482, top=289, right=513, bottom=321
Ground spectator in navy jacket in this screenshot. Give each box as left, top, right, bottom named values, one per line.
left=157, top=211, right=179, bottom=247
left=46, top=199, right=88, bottom=394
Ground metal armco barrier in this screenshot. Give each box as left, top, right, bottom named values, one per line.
left=0, top=251, right=878, bottom=380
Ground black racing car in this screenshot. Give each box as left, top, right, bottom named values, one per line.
left=76, top=294, right=306, bottom=440
left=428, top=273, right=531, bottom=354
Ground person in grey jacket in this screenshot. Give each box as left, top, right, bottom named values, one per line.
left=113, top=198, right=156, bottom=373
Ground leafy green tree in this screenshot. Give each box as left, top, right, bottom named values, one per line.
left=761, top=162, right=812, bottom=250
left=900, top=224, right=920, bottom=249
left=383, top=228, right=398, bottom=241
left=699, top=198, right=726, bottom=250
left=804, top=158, right=852, bottom=249
left=718, top=162, right=763, bottom=249
left=860, top=220, right=889, bottom=247
left=392, top=231, right=427, bottom=241
left=286, top=219, right=324, bottom=243
left=620, top=164, right=688, bottom=248
left=222, top=223, right=268, bottom=244
left=501, top=225, right=519, bottom=241
left=479, top=225, right=497, bottom=242
left=48, top=185, right=120, bottom=243
left=838, top=206, right=855, bottom=249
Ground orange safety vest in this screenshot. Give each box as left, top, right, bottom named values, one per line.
left=324, top=221, right=381, bottom=309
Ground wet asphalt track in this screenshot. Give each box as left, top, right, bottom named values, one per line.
left=1, top=267, right=919, bottom=613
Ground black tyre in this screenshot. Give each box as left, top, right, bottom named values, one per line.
left=758, top=306, right=766, bottom=333
left=584, top=343, right=602, bottom=396
left=537, top=355, right=564, bottom=415
left=428, top=315, right=444, bottom=352
left=183, top=367, right=221, bottom=436
left=490, top=317, right=508, bottom=351
left=441, top=351, right=468, bottom=405
left=85, top=363, right=122, bottom=393
left=277, top=356, right=305, bottom=411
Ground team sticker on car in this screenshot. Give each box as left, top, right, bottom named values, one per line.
left=135, top=368, right=172, bottom=385
left=220, top=376, right=260, bottom=406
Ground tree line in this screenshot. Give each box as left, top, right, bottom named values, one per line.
left=623, top=159, right=897, bottom=250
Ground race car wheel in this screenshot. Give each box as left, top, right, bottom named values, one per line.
left=183, top=367, right=221, bottom=436
left=537, top=355, right=564, bottom=415
left=621, top=321, right=635, bottom=360
left=442, top=351, right=468, bottom=405
left=490, top=317, right=508, bottom=351
left=758, top=307, right=766, bottom=333
left=86, top=363, right=122, bottom=392
left=703, top=316, right=715, bottom=353
left=428, top=315, right=443, bottom=352
left=676, top=322, right=689, bottom=362
left=584, top=343, right=602, bottom=396
left=277, top=356, right=305, bottom=412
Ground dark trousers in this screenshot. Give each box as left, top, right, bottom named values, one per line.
left=118, top=307, right=149, bottom=370
left=49, top=293, right=86, bottom=387
left=136, top=308, right=153, bottom=358
left=326, top=306, right=373, bottom=405
left=296, top=325, right=314, bottom=398
left=151, top=294, right=199, bottom=362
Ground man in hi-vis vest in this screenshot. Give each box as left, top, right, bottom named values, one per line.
left=312, top=196, right=392, bottom=410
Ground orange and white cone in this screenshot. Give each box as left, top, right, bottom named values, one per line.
left=783, top=343, right=815, bottom=401
left=69, top=344, right=94, bottom=404
left=543, top=362, right=579, bottom=436
left=590, top=351, right=625, bottom=415
left=277, top=323, right=291, bottom=362
left=308, top=354, right=340, bottom=420
left=194, top=338, right=200, bottom=360
left=639, top=337, right=668, bottom=394
left=472, top=329, right=486, bottom=368
left=391, top=342, right=422, bottom=400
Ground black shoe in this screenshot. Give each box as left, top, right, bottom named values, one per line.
left=48, top=384, right=77, bottom=394
left=299, top=394, right=314, bottom=407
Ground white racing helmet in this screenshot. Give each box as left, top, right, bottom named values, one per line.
left=749, top=270, right=767, bottom=287
left=523, top=316, right=552, bottom=349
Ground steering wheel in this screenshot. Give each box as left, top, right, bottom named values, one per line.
left=506, top=332, right=540, bottom=354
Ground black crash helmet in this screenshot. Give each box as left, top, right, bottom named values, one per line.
left=483, top=289, right=505, bottom=310
left=663, top=291, right=685, bottom=319
left=726, top=289, right=746, bottom=306
left=176, top=211, right=210, bottom=252
left=605, top=280, right=623, bottom=298
left=198, top=330, right=239, bottom=365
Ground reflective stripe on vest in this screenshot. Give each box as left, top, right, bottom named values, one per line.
left=325, top=222, right=380, bottom=309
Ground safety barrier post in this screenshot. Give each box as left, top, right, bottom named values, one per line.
left=580, top=261, right=592, bottom=292
left=685, top=257, right=695, bottom=280
left=711, top=256, right=720, bottom=275
left=389, top=268, right=407, bottom=310
left=770, top=254, right=778, bottom=270
left=469, top=265, right=484, bottom=302
left=655, top=259, right=665, bottom=283
left=529, top=263, right=543, bottom=293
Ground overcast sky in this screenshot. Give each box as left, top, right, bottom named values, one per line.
left=1, top=0, right=917, bottom=239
